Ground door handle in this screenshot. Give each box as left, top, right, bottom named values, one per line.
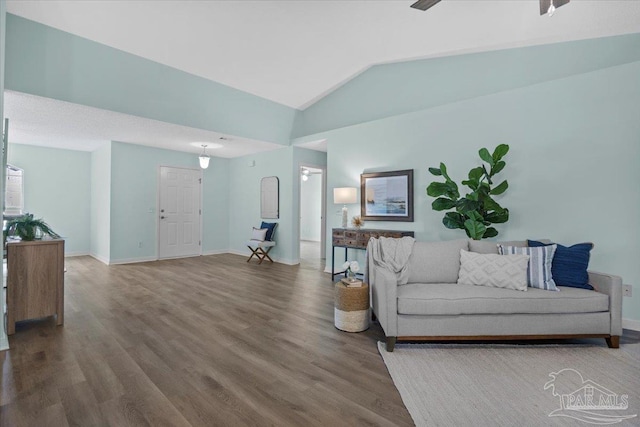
left=160, top=216, right=166, bottom=219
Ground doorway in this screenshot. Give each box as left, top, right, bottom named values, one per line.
left=158, top=166, right=202, bottom=259
left=299, top=165, right=326, bottom=270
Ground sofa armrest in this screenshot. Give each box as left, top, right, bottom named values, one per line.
left=589, top=271, right=623, bottom=336
left=370, top=266, right=399, bottom=337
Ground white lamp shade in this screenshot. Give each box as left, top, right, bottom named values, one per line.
left=333, top=187, right=357, bottom=204
left=199, top=154, right=210, bottom=169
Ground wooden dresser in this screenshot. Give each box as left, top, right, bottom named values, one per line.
left=6, top=239, right=65, bottom=335
left=331, top=228, right=414, bottom=280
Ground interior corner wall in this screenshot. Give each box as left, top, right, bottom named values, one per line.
left=228, top=147, right=295, bottom=264
left=108, top=141, right=229, bottom=263
left=8, top=144, right=91, bottom=255
left=90, top=142, right=111, bottom=263
left=320, top=61, right=640, bottom=322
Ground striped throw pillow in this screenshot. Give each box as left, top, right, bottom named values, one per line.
left=498, top=244, right=558, bottom=291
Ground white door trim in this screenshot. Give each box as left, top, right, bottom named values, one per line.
left=157, top=165, right=203, bottom=260
left=298, top=162, right=327, bottom=262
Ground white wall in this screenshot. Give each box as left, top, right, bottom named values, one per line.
left=300, top=172, right=322, bottom=241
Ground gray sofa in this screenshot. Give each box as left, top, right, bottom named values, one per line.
left=370, top=239, right=623, bottom=351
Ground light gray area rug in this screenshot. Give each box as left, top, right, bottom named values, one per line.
left=378, top=342, right=640, bottom=426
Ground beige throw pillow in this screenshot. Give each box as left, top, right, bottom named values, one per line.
left=458, top=249, right=530, bottom=291
left=251, top=227, right=268, bottom=241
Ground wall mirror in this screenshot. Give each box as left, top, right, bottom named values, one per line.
left=261, top=176, right=279, bottom=219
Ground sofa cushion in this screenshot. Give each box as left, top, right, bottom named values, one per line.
left=498, top=244, right=558, bottom=291
left=469, top=240, right=527, bottom=254
left=469, top=239, right=551, bottom=254
left=457, top=250, right=529, bottom=291
left=397, top=283, right=609, bottom=316
left=407, top=239, right=469, bottom=284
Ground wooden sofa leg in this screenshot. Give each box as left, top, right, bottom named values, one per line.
left=386, top=337, right=397, bottom=352
left=605, top=336, right=620, bottom=349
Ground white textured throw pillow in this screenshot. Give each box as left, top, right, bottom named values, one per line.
left=458, top=249, right=530, bottom=291
left=498, top=244, right=558, bottom=291
left=251, top=227, right=268, bottom=241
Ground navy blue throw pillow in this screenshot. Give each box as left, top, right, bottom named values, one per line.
left=528, top=240, right=594, bottom=290
left=261, top=222, right=277, bottom=241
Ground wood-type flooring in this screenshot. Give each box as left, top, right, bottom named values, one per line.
left=3, top=254, right=639, bottom=426
left=1, top=254, right=413, bottom=426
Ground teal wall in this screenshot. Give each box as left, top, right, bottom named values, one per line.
left=0, top=0, right=7, bottom=351
left=300, top=173, right=322, bottom=241
left=298, top=60, right=640, bottom=322
left=109, top=141, right=229, bottom=263
left=2, top=12, right=638, bottom=324
left=8, top=144, right=91, bottom=255
left=4, top=14, right=298, bottom=145
left=292, top=33, right=640, bottom=138
left=0, top=0, right=5, bottom=135
left=90, top=143, right=111, bottom=262
left=227, top=146, right=326, bottom=264
left=228, top=147, right=293, bottom=263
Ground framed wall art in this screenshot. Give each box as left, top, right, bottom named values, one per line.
left=360, top=169, right=413, bottom=222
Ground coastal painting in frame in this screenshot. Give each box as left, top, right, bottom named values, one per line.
left=360, top=169, right=414, bottom=222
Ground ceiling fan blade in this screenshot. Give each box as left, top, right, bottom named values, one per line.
left=540, top=0, right=570, bottom=15
left=410, top=0, right=442, bottom=11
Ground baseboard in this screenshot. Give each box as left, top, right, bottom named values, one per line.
left=109, top=256, right=157, bottom=265
left=64, top=252, right=90, bottom=258
left=622, top=318, right=640, bottom=332
left=201, top=249, right=228, bottom=256
left=90, top=250, right=302, bottom=267
left=89, top=253, right=110, bottom=265
left=227, top=249, right=298, bottom=266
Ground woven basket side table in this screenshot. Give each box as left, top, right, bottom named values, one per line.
left=334, top=282, right=369, bottom=332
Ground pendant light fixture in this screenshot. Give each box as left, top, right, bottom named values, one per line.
left=199, top=144, right=210, bottom=169
left=547, top=0, right=556, bottom=16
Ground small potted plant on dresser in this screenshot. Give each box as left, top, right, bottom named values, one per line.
left=4, top=213, right=65, bottom=335
left=4, top=213, right=60, bottom=241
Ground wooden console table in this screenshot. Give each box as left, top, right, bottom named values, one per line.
left=6, top=239, right=65, bottom=335
left=331, top=228, right=414, bottom=280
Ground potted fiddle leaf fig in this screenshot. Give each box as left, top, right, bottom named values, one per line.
left=427, top=144, right=510, bottom=240
left=5, top=213, right=60, bottom=241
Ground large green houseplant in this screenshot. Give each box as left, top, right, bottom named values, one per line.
left=427, top=144, right=510, bottom=240
left=5, top=213, right=60, bottom=241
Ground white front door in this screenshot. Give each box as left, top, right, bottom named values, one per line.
left=158, top=166, right=201, bottom=259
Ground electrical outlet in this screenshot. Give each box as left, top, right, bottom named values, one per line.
left=623, top=285, right=632, bottom=297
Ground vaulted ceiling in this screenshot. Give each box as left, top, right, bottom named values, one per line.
left=7, top=1, right=640, bottom=109
left=4, top=1, right=640, bottom=155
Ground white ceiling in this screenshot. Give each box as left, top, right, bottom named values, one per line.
left=4, top=1, right=640, bottom=155
left=7, top=0, right=640, bottom=109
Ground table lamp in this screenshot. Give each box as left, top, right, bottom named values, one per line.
left=333, top=187, right=358, bottom=228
